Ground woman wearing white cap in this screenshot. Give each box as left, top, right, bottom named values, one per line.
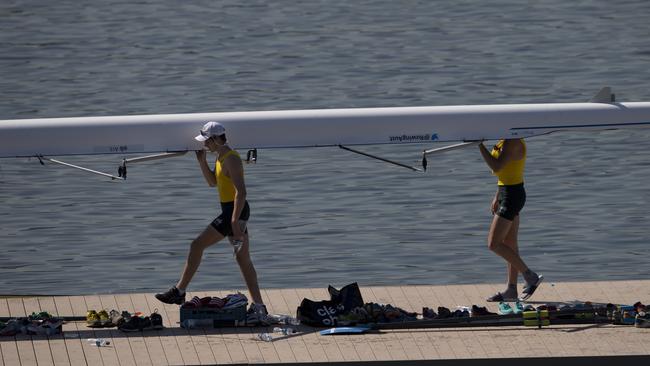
left=156, top=121, right=268, bottom=324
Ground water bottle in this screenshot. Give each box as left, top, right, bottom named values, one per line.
left=278, top=315, right=301, bottom=325
left=181, top=319, right=213, bottom=329
left=258, top=327, right=297, bottom=342
left=273, top=327, right=297, bottom=335
left=87, top=338, right=110, bottom=347
left=258, top=332, right=273, bottom=342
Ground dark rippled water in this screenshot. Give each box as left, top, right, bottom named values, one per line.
left=1, top=0, right=649, bottom=295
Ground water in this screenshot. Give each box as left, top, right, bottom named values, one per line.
left=1, top=0, right=649, bottom=295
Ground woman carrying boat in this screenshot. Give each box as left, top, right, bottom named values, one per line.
left=155, top=121, right=269, bottom=324
left=478, top=138, right=543, bottom=302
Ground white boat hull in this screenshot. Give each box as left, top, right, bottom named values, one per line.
left=1, top=102, right=650, bottom=158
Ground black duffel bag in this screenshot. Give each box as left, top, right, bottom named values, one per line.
left=296, top=282, right=364, bottom=326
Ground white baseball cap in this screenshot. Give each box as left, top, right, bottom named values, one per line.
left=195, top=121, right=226, bottom=142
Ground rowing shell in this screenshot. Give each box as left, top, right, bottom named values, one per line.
left=1, top=100, right=650, bottom=158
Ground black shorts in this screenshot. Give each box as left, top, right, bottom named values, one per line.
left=210, top=201, right=250, bottom=237
left=495, top=183, right=526, bottom=221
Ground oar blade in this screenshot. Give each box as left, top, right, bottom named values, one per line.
left=320, top=325, right=373, bottom=335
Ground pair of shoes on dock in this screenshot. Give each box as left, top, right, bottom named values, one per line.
left=118, top=310, right=164, bottom=332
left=347, top=302, right=417, bottom=323
left=0, top=320, right=18, bottom=336
left=1, top=316, right=63, bottom=336
left=421, top=306, right=493, bottom=319
left=86, top=309, right=123, bottom=328
left=86, top=309, right=164, bottom=331
left=470, top=305, right=498, bottom=317
left=497, top=302, right=535, bottom=315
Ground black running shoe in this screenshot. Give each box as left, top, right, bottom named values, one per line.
left=146, top=310, right=164, bottom=330
left=155, top=286, right=186, bottom=305
left=422, top=307, right=437, bottom=319
left=119, top=316, right=144, bottom=332
left=437, top=306, right=452, bottom=319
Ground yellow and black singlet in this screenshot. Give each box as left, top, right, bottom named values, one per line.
left=215, top=149, right=240, bottom=203
left=490, top=139, right=526, bottom=186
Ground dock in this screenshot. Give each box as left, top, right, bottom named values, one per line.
left=1, top=280, right=649, bottom=365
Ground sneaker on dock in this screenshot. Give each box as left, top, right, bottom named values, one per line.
left=437, top=306, right=452, bottom=319
left=471, top=305, right=497, bottom=317
left=635, top=312, right=650, bottom=328
left=29, top=311, right=53, bottom=321
left=0, top=319, right=20, bottom=336
left=119, top=315, right=145, bottom=332
left=147, top=310, right=164, bottom=330
left=246, top=303, right=270, bottom=326
left=106, top=309, right=122, bottom=327
left=86, top=310, right=102, bottom=328
left=498, top=302, right=514, bottom=315
left=422, top=307, right=437, bottom=319
left=97, top=310, right=111, bottom=327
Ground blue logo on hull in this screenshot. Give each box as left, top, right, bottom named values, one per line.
left=388, top=132, right=440, bottom=142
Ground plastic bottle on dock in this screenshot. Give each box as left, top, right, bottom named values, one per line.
left=273, top=327, right=297, bottom=335
left=278, top=315, right=301, bottom=325
left=258, top=332, right=274, bottom=342
left=87, top=338, right=110, bottom=347
left=258, top=327, right=297, bottom=341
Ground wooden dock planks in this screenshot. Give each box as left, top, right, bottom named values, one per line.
left=1, top=280, right=649, bottom=365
